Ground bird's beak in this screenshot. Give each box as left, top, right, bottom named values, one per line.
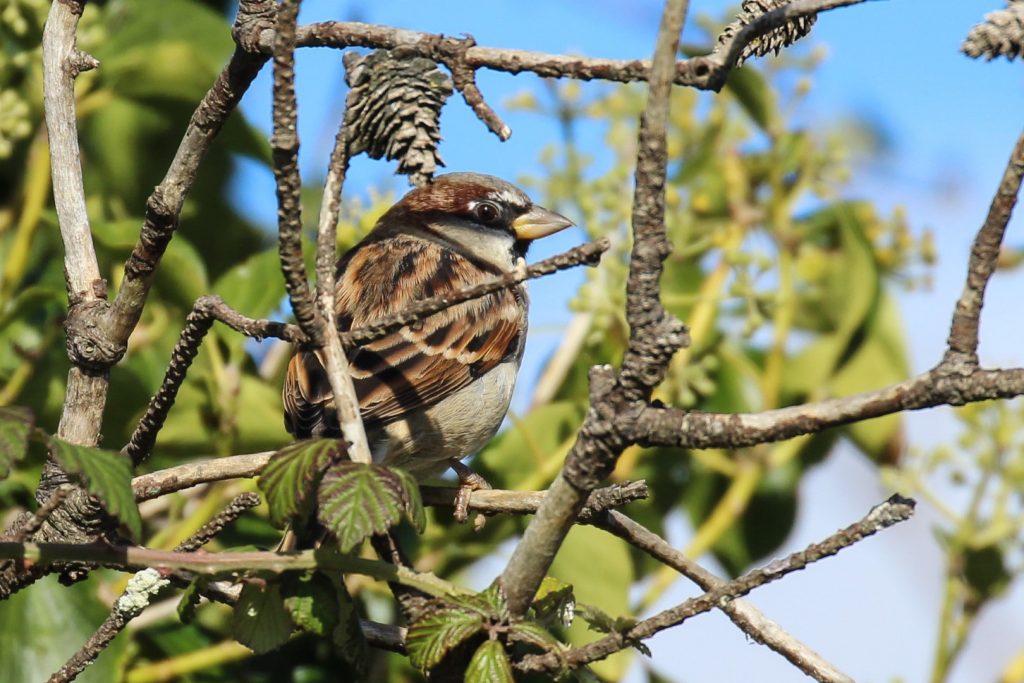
left=511, top=205, right=575, bottom=240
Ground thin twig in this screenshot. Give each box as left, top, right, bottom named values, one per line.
left=10, top=485, right=75, bottom=543
left=633, top=367, right=1024, bottom=450
left=121, top=297, right=300, bottom=465
left=421, top=480, right=649, bottom=521
left=251, top=0, right=864, bottom=93
left=595, top=511, right=854, bottom=683
left=945, top=129, right=1024, bottom=363
left=501, top=0, right=691, bottom=617
left=130, top=451, right=646, bottom=519
left=313, top=63, right=372, bottom=465
left=272, top=0, right=322, bottom=345
left=0, top=543, right=469, bottom=599
left=343, top=238, right=609, bottom=347
left=518, top=495, right=916, bottom=672
left=133, top=452, right=274, bottom=501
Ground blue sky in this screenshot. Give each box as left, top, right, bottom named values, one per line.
left=231, top=2, right=1024, bottom=681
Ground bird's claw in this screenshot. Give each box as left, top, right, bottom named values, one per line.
left=449, top=459, right=491, bottom=530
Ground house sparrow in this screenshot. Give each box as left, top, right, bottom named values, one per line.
left=282, top=173, right=574, bottom=522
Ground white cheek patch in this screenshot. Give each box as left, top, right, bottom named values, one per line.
left=431, top=218, right=517, bottom=269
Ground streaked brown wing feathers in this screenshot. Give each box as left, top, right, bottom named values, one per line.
left=338, top=236, right=522, bottom=426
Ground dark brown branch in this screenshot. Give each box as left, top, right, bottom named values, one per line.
left=272, top=0, right=322, bottom=346
left=438, top=35, right=512, bottom=140
left=122, top=296, right=298, bottom=466
left=595, top=511, right=853, bottom=683
left=519, top=495, right=916, bottom=672
left=633, top=367, right=1024, bottom=450
left=945, top=129, right=1024, bottom=363
left=501, top=0, right=691, bottom=617
left=10, top=486, right=75, bottom=543
left=106, top=6, right=271, bottom=346
left=253, top=0, right=864, bottom=93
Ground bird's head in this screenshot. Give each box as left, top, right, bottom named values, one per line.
left=380, top=173, right=575, bottom=264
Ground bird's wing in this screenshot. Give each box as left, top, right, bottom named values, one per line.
left=282, top=235, right=523, bottom=437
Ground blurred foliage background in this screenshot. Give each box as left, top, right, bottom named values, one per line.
left=0, top=1, right=1021, bottom=682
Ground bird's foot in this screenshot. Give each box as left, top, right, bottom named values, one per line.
left=449, top=459, right=491, bottom=530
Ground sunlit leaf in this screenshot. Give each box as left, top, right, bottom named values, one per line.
left=258, top=439, right=345, bottom=528
left=317, top=462, right=424, bottom=553
left=465, top=640, right=514, bottom=683
left=406, top=608, right=483, bottom=672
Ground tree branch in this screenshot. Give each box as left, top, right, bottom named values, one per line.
left=312, top=58, right=372, bottom=465
left=251, top=0, right=864, bottom=93
left=42, top=0, right=107, bottom=461
left=130, top=450, right=647, bottom=520
left=501, top=0, right=691, bottom=617
left=519, top=495, right=916, bottom=672
left=0, top=543, right=469, bottom=600
left=945, top=128, right=1024, bottom=364
left=272, top=0, right=322, bottom=346
left=633, top=367, right=1024, bottom=450
left=595, top=511, right=853, bottom=683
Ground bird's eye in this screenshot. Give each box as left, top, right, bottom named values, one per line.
left=474, top=201, right=500, bottom=224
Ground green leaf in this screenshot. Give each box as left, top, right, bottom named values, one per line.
left=0, top=407, right=33, bottom=479
left=783, top=203, right=881, bottom=399
left=451, top=582, right=509, bottom=620
left=232, top=582, right=293, bottom=655
left=282, top=572, right=337, bottom=637
left=465, top=640, right=514, bottom=683
left=963, top=544, right=1011, bottom=603
left=832, top=292, right=908, bottom=462
left=508, top=620, right=562, bottom=652
left=406, top=608, right=484, bottom=672
left=725, top=66, right=775, bottom=130
left=258, top=439, right=344, bottom=528
left=331, top=574, right=370, bottom=672
left=550, top=524, right=633, bottom=680
left=531, top=575, right=575, bottom=628
left=176, top=576, right=210, bottom=625
left=213, top=248, right=288, bottom=322
left=0, top=575, right=128, bottom=683
left=316, top=462, right=424, bottom=553
left=153, top=236, right=209, bottom=309
left=49, top=437, right=142, bottom=540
